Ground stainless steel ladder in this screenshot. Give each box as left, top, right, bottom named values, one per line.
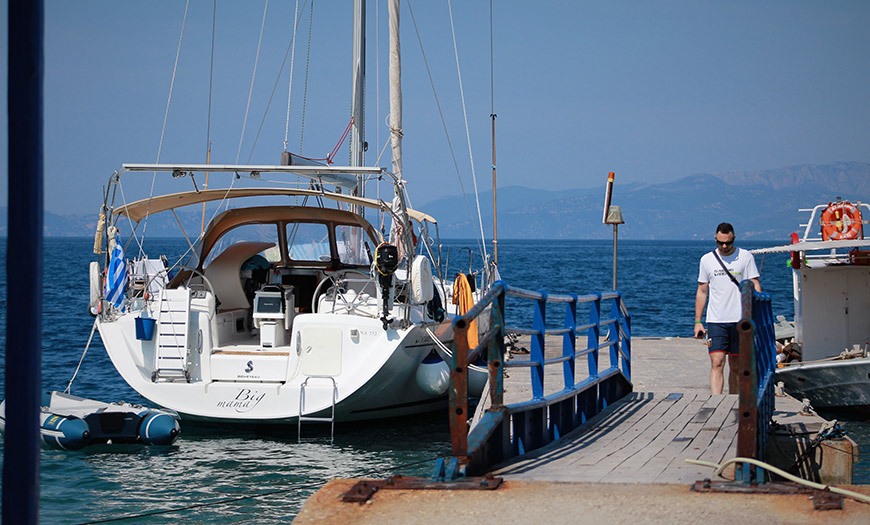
left=297, top=376, right=337, bottom=443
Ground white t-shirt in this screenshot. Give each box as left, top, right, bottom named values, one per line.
left=698, top=247, right=760, bottom=323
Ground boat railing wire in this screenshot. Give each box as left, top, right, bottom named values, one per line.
left=446, top=281, right=633, bottom=476
left=735, top=280, right=777, bottom=484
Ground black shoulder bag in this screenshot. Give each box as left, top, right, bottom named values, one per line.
left=712, top=249, right=740, bottom=287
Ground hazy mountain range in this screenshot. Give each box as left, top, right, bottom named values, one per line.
left=418, top=161, right=870, bottom=241
left=2, top=161, right=868, bottom=241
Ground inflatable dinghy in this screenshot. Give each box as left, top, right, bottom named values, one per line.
left=0, top=391, right=180, bottom=450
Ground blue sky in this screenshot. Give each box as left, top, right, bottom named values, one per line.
left=1, top=0, right=869, bottom=215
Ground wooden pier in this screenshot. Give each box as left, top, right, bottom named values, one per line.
left=491, top=336, right=852, bottom=484
left=295, top=336, right=865, bottom=523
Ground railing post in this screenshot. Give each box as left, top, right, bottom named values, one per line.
left=752, top=293, right=776, bottom=479
left=563, top=295, right=578, bottom=389
left=450, top=318, right=470, bottom=459
left=619, top=297, right=632, bottom=382
left=609, top=296, right=620, bottom=370
left=736, top=281, right=759, bottom=484
left=489, top=286, right=506, bottom=408
left=530, top=291, right=547, bottom=399
left=587, top=293, right=601, bottom=379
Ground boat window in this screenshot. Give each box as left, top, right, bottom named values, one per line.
left=335, top=224, right=371, bottom=266
left=286, top=222, right=331, bottom=262
left=204, top=223, right=281, bottom=267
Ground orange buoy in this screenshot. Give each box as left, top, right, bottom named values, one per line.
left=821, top=201, right=863, bottom=241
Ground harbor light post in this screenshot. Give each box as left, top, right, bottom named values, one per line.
left=602, top=172, right=625, bottom=291
left=606, top=206, right=625, bottom=291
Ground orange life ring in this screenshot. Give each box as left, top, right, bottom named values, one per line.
left=821, top=201, right=863, bottom=241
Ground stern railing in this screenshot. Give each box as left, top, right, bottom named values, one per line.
left=736, top=280, right=777, bottom=484
left=445, top=281, right=632, bottom=477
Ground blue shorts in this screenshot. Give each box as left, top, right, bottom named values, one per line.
left=707, top=322, right=739, bottom=355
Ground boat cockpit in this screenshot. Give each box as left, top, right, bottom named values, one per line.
left=168, top=205, right=383, bottom=348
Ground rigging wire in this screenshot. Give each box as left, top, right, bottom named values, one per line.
left=140, top=0, right=190, bottom=257
left=447, top=0, right=488, bottom=261
left=284, top=0, right=302, bottom=151
left=376, top=0, right=382, bottom=228
left=406, top=0, right=485, bottom=259
left=246, top=0, right=311, bottom=163
left=299, top=0, right=316, bottom=154
left=235, top=0, right=270, bottom=164
left=206, top=1, right=216, bottom=156
left=489, top=0, right=498, bottom=265
left=201, top=0, right=217, bottom=236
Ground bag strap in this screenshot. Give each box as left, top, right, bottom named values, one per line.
left=712, top=249, right=741, bottom=287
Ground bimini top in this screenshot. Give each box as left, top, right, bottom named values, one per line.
left=112, top=187, right=437, bottom=224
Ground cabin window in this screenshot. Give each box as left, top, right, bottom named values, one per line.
left=286, top=222, right=331, bottom=262
left=204, top=223, right=281, bottom=267
left=335, top=224, right=371, bottom=266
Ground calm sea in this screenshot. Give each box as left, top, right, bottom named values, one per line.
left=0, top=237, right=866, bottom=522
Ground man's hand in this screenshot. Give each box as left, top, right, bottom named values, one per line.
left=694, top=322, right=705, bottom=339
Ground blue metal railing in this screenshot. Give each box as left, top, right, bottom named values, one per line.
left=446, top=281, right=632, bottom=476
left=736, top=280, right=777, bottom=484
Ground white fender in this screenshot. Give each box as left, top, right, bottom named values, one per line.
left=89, top=261, right=101, bottom=315
left=415, top=357, right=450, bottom=396
left=410, top=255, right=434, bottom=303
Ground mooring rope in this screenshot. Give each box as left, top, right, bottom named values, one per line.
left=64, top=318, right=99, bottom=394
left=687, top=456, right=870, bottom=505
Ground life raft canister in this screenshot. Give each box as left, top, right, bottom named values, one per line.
left=821, top=201, right=863, bottom=241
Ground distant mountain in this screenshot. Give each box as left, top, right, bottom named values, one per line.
left=415, top=161, right=870, bottom=241
left=2, top=161, right=867, bottom=240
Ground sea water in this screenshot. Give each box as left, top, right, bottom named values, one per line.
left=0, top=238, right=866, bottom=522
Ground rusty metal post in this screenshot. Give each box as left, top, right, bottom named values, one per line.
left=489, top=289, right=505, bottom=408
left=450, top=318, right=470, bottom=459
left=736, top=281, right=759, bottom=484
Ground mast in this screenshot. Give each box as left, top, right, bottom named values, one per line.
left=350, top=0, right=366, bottom=207
left=388, top=0, right=412, bottom=255
left=388, top=0, right=402, bottom=182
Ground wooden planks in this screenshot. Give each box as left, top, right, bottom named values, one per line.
left=494, top=391, right=741, bottom=484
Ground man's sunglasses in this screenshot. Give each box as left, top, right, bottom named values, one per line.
left=716, top=240, right=734, bottom=247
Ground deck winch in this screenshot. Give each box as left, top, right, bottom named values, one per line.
left=375, top=243, right=400, bottom=330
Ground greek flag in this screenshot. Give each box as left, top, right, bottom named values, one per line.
left=104, top=241, right=128, bottom=309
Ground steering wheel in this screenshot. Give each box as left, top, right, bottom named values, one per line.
left=164, top=266, right=218, bottom=299
left=311, top=269, right=373, bottom=313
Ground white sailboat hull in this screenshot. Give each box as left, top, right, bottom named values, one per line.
left=98, top=308, right=482, bottom=424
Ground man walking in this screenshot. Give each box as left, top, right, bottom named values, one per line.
left=694, top=223, right=761, bottom=394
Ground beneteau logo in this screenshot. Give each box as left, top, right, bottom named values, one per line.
left=216, top=388, right=266, bottom=413
left=245, top=360, right=254, bottom=373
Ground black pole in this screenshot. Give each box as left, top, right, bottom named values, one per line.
left=4, top=1, right=44, bottom=523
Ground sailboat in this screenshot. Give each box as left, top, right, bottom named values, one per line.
left=90, top=0, right=491, bottom=425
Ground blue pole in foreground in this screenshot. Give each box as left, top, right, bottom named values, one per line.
left=4, top=1, right=44, bottom=523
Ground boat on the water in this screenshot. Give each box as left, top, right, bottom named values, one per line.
left=89, top=1, right=490, bottom=425
left=752, top=198, right=870, bottom=409
left=0, top=391, right=180, bottom=450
